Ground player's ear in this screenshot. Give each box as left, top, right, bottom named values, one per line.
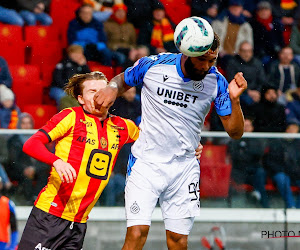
left=78, top=95, right=84, bottom=105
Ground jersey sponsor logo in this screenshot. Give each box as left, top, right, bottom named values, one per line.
left=157, top=87, right=198, bottom=104
left=76, top=136, right=96, bottom=145
left=80, top=119, right=92, bottom=127
left=110, top=125, right=125, bottom=130
left=193, top=81, right=204, bottom=91
left=111, top=144, right=119, bottom=149
left=163, top=75, right=169, bottom=82
left=35, top=243, right=51, bottom=250
left=130, top=201, right=140, bottom=214
left=86, top=149, right=112, bottom=180
left=100, top=137, right=108, bottom=148
left=50, top=202, right=57, bottom=207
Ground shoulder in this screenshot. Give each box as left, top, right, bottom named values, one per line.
left=109, top=115, right=137, bottom=128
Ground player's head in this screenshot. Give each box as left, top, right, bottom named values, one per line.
left=183, top=32, right=220, bottom=81
left=65, top=72, right=108, bottom=116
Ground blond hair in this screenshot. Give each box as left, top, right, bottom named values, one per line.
left=64, top=71, right=108, bottom=99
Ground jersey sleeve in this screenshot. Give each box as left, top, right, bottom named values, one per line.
left=40, top=108, right=75, bottom=142
left=124, top=119, right=140, bottom=143
left=124, top=56, right=157, bottom=86
left=214, top=74, right=232, bottom=116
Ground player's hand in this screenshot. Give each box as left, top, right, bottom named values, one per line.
left=53, top=159, right=77, bottom=183
left=228, top=72, right=247, bottom=100
left=93, top=85, right=118, bottom=121
left=195, top=142, right=203, bottom=160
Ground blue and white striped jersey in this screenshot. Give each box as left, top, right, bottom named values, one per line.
left=124, top=53, right=231, bottom=162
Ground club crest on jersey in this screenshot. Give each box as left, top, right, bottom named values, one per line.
left=193, top=81, right=204, bottom=91
left=100, top=137, right=107, bottom=148
left=130, top=201, right=140, bottom=214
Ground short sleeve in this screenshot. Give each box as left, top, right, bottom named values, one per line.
left=40, top=108, right=75, bottom=142
left=214, top=74, right=232, bottom=116
left=124, top=119, right=140, bottom=143
left=124, top=55, right=158, bottom=86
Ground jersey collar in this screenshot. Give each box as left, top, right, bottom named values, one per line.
left=176, top=54, right=191, bottom=83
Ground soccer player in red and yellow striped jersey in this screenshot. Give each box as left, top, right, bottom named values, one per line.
left=18, top=72, right=139, bottom=250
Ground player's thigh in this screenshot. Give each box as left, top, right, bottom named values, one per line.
left=61, top=222, right=87, bottom=249
left=160, top=162, right=200, bottom=220
left=19, top=207, right=67, bottom=249
left=125, top=160, right=160, bottom=225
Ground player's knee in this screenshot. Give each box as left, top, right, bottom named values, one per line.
left=127, top=226, right=149, bottom=241
left=167, top=232, right=188, bottom=249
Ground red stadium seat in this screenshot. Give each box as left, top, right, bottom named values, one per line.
left=12, top=80, right=44, bottom=110
left=200, top=162, right=232, bottom=198
left=201, top=145, right=229, bottom=165
left=0, top=24, right=23, bottom=41
left=25, top=26, right=60, bottom=46
left=87, top=62, right=115, bottom=80
left=9, top=65, right=40, bottom=83
left=40, top=64, right=55, bottom=87
left=200, top=145, right=232, bottom=198
left=23, top=104, right=58, bottom=129
left=0, top=41, right=26, bottom=65
left=29, top=41, right=62, bottom=67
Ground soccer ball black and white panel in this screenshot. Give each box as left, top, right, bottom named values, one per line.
left=174, top=16, right=214, bottom=57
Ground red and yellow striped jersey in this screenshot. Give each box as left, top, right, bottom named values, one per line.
left=34, top=107, right=139, bottom=223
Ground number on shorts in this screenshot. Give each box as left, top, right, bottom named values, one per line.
left=189, top=182, right=200, bottom=201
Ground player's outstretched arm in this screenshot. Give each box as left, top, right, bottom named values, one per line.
left=94, top=73, right=131, bottom=121
left=219, top=72, right=247, bottom=140
left=23, top=131, right=77, bottom=183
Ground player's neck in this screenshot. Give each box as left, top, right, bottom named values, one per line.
left=180, top=54, right=189, bottom=78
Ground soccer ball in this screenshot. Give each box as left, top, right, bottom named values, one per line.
left=174, top=17, right=214, bottom=57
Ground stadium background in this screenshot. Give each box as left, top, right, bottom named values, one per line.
left=0, top=0, right=300, bottom=249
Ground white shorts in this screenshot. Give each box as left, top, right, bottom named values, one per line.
left=125, top=155, right=200, bottom=234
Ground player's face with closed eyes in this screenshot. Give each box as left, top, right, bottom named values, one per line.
left=184, top=49, right=218, bottom=81
left=78, top=79, right=107, bottom=116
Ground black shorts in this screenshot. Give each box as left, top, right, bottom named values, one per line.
left=18, top=206, right=87, bottom=250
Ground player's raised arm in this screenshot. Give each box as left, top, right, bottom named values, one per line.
left=219, top=72, right=247, bottom=139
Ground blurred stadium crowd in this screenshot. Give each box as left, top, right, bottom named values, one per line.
left=0, top=0, right=299, bottom=209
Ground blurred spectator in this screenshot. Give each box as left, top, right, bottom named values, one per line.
left=7, top=113, right=50, bottom=203
left=0, top=177, right=18, bottom=250
left=124, top=0, right=163, bottom=29
left=268, top=47, right=300, bottom=105
left=229, top=117, right=269, bottom=207
left=191, top=0, right=220, bottom=23
left=110, top=87, right=141, bottom=124
left=262, top=123, right=300, bottom=208
left=104, top=3, right=136, bottom=57
left=284, top=123, right=300, bottom=208
left=58, top=95, right=80, bottom=111
left=50, top=45, right=91, bottom=106
left=0, top=57, right=12, bottom=89
left=0, top=0, right=25, bottom=26
left=269, top=0, right=298, bottom=23
left=0, top=165, right=12, bottom=193
left=68, top=4, right=125, bottom=66
left=137, top=3, right=178, bottom=55
left=212, top=0, right=253, bottom=68
left=285, top=87, right=300, bottom=125
left=123, top=45, right=150, bottom=69
left=226, top=41, right=266, bottom=113
left=253, top=86, right=286, bottom=132
left=82, top=0, right=113, bottom=22
left=289, top=21, right=300, bottom=65
left=16, top=0, right=52, bottom=26
left=250, top=1, right=284, bottom=64
left=103, top=88, right=141, bottom=206
left=0, top=85, right=19, bottom=129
